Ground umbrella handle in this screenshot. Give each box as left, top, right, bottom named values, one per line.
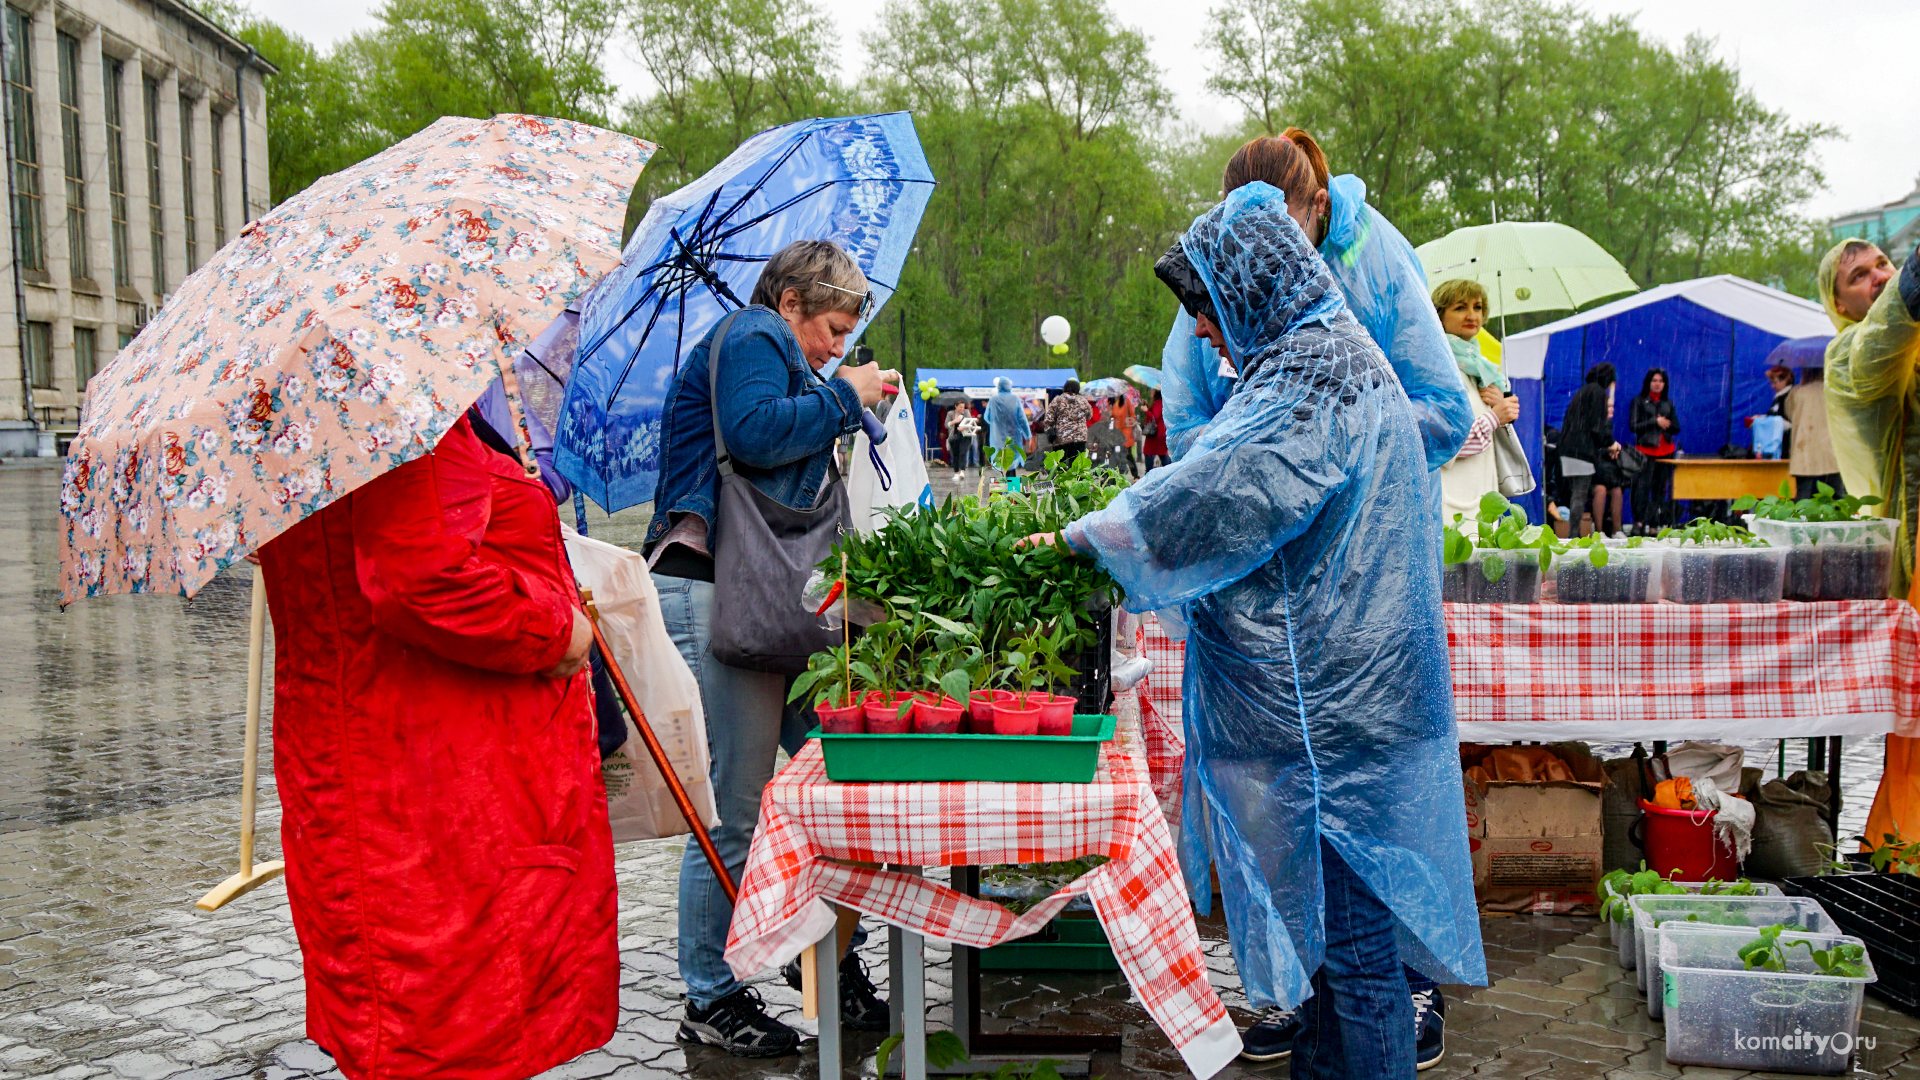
left=493, top=349, right=543, bottom=482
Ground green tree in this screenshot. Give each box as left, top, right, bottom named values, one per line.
left=221, top=15, right=383, bottom=204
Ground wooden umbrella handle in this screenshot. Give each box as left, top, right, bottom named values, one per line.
left=581, top=589, right=737, bottom=904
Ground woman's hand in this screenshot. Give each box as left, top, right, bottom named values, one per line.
left=1478, top=385, right=1505, bottom=411
left=837, top=362, right=900, bottom=407
left=542, top=608, right=593, bottom=679
left=1492, top=395, right=1519, bottom=425
left=1608, top=442, right=1622, bottom=458
left=1016, top=531, right=1061, bottom=551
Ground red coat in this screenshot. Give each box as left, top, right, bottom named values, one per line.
left=260, top=417, right=617, bottom=1080
left=1143, top=398, right=1168, bottom=457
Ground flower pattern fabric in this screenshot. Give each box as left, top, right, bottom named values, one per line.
left=59, top=115, right=654, bottom=603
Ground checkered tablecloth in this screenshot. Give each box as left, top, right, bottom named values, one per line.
left=1137, top=600, right=1920, bottom=752
left=723, top=730, right=1241, bottom=1079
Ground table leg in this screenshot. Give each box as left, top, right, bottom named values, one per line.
left=1829, top=736, right=1843, bottom=842
left=885, top=866, right=926, bottom=1080
left=816, top=920, right=842, bottom=1079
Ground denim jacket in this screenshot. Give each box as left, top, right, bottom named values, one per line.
left=643, top=306, right=865, bottom=551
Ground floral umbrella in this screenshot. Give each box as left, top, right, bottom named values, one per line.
left=59, top=114, right=655, bottom=603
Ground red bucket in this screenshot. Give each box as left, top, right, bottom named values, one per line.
left=1635, top=799, right=1738, bottom=882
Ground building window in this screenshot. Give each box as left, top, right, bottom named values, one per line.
left=73, top=325, right=95, bottom=388
left=178, top=95, right=195, bottom=271
left=210, top=112, right=225, bottom=249
left=144, top=77, right=161, bottom=293
left=25, top=320, right=51, bottom=388
left=104, top=58, right=129, bottom=288
left=57, top=32, right=87, bottom=281
left=6, top=7, right=44, bottom=272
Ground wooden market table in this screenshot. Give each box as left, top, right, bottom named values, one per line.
left=1668, top=455, right=1792, bottom=500
left=722, top=731, right=1241, bottom=1080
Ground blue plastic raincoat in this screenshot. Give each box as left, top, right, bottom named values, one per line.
left=985, top=379, right=1032, bottom=467
left=1065, top=183, right=1486, bottom=1011
left=1161, top=175, right=1471, bottom=471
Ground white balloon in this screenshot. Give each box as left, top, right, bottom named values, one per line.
left=1040, top=315, right=1071, bottom=347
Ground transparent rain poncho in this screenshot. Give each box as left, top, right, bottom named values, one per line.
left=1065, top=182, right=1487, bottom=1010
left=1160, top=174, right=1471, bottom=470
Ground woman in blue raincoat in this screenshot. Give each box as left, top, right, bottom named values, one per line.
left=1026, top=182, right=1485, bottom=1078
left=984, top=376, right=1033, bottom=473
left=1160, top=130, right=1471, bottom=473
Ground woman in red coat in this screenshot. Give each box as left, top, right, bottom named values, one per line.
left=258, top=415, right=614, bottom=1080
left=1142, top=388, right=1170, bottom=469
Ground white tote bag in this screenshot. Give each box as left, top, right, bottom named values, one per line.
left=847, top=397, right=933, bottom=533
left=562, top=523, right=719, bottom=842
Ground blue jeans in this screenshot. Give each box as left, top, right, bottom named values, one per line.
left=1291, top=839, right=1417, bottom=1080
left=655, top=573, right=818, bottom=1008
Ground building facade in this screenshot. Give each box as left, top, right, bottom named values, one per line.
left=0, top=0, right=271, bottom=456
left=1830, top=179, right=1920, bottom=268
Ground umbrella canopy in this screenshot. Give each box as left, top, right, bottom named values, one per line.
left=555, top=112, right=936, bottom=511
left=1082, top=377, right=1132, bottom=400
left=1765, top=335, right=1833, bottom=369
left=930, top=390, right=972, bottom=407
left=59, top=114, right=654, bottom=603
left=1415, top=221, right=1638, bottom=319
left=1122, top=364, right=1161, bottom=389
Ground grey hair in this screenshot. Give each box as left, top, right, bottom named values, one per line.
left=749, top=239, right=869, bottom=316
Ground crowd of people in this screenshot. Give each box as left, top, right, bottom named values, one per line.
left=246, top=107, right=1920, bottom=1080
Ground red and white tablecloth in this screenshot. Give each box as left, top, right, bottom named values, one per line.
left=1137, top=600, right=1920, bottom=751
left=723, top=734, right=1241, bottom=1079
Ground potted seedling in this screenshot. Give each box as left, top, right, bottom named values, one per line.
left=1657, top=518, right=1783, bottom=604
left=1599, top=862, right=1687, bottom=969
left=911, top=614, right=978, bottom=735
left=1441, top=492, right=1561, bottom=604
left=1003, top=624, right=1080, bottom=736
left=1732, top=924, right=1871, bottom=1073
left=1738, top=480, right=1893, bottom=600
left=851, top=619, right=916, bottom=734
left=789, top=644, right=863, bottom=734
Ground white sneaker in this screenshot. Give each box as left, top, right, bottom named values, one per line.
left=953, top=471, right=966, bottom=481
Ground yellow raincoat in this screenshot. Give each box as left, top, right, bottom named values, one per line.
left=1821, top=240, right=1920, bottom=852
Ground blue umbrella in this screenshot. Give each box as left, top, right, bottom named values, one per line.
left=554, top=112, right=936, bottom=510
left=1122, top=364, right=1161, bottom=389
left=1765, top=335, right=1833, bottom=370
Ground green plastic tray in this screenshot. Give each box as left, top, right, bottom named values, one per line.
left=980, top=917, right=1119, bottom=971
left=808, top=714, right=1117, bottom=783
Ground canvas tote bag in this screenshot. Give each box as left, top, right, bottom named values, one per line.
left=706, top=311, right=852, bottom=673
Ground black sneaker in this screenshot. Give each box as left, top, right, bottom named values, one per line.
left=1239, top=1006, right=1300, bottom=1062
left=678, top=986, right=801, bottom=1058
left=1413, top=986, right=1446, bottom=1071
left=781, top=954, right=890, bottom=1032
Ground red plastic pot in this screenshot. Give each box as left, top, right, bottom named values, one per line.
left=863, top=692, right=913, bottom=735
left=991, top=697, right=1042, bottom=736
left=1034, top=694, right=1077, bottom=736
left=913, top=694, right=965, bottom=734
left=968, top=690, right=1012, bottom=734
left=815, top=698, right=864, bottom=735
left=1636, top=799, right=1739, bottom=882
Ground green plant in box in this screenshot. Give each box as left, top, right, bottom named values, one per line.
left=1598, top=861, right=1687, bottom=922
left=788, top=644, right=856, bottom=710
left=1739, top=923, right=1868, bottom=978
left=1443, top=491, right=1577, bottom=580
left=913, top=612, right=982, bottom=706
left=1002, top=622, right=1078, bottom=707
left=1735, top=477, right=1883, bottom=523
left=850, top=619, right=916, bottom=723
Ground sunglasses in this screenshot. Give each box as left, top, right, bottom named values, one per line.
left=813, top=280, right=876, bottom=320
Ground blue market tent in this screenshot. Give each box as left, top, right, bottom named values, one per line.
left=909, top=368, right=1080, bottom=457
left=1503, top=276, right=1832, bottom=521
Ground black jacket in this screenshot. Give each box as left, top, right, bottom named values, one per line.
left=1559, top=384, right=1615, bottom=464
left=1629, top=394, right=1680, bottom=449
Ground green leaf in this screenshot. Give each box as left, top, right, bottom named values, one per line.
left=1481, top=554, right=1507, bottom=583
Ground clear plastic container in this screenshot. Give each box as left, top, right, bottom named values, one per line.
left=1661, top=926, right=1875, bottom=1074
left=1462, top=548, right=1542, bottom=604
left=1659, top=543, right=1786, bottom=604
left=1628, top=889, right=1808, bottom=1016
left=1748, top=517, right=1897, bottom=601
left=1608, top=880, right=1785, bottom=982
left=1551, top=544, right=1662, bottom=604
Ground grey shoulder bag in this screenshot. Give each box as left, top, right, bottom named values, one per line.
left=705, top=312, right=852, bottom=674
left=1493, top=423, right=1537, bottom=498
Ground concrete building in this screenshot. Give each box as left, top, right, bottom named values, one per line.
left=0, top=0, right=272, bottom=456
left=1830, top=178, right=1920, bottom=268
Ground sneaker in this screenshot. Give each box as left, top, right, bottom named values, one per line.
left=954, top=471, right=966, bottom=481
left=678, top=986, right=800, bottom=1058
left=781, top=954, right=890, bottom=1032
left=1239, top=1005, right=1300, bottom=1062
left=1413, top=986, right=1446, bottom=1071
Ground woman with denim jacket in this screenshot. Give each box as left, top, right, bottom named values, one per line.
left=641, top=240, right=898, bottom=1057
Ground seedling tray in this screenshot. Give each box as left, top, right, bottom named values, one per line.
left=808, top=714, right=1118, bottom=783
left=1783, top=873, right=1920, bottom=1016
left=979, top=916, right=1120, bottom=971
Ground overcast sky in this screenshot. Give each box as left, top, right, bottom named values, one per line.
left=253, top=0, right=1914, bottom=220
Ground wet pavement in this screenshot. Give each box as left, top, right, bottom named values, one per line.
left=6, top=457, right=1920, bottom=1080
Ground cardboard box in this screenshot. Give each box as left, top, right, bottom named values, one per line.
left=1462, top=743, right=1606, bottom=915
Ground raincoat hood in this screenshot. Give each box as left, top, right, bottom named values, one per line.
left=1181, top=183, right=1346, bottom=375
left=1819, top=238, right=1875, bottom=332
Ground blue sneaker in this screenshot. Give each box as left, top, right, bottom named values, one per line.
left=1413, top=986, right=1446, bottom=1071
left=1239, top=1006, right=1299, bottom=1062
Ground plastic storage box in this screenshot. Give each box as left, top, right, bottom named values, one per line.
left=1631, top=891, right=1822, bottom=1019
left=1748, top=518, right=1896, bottom=601
left=1661, top=926, right=1875, bottom=1074
left=1451, top=548, right=1543, bottom=604
left=1783, top=872, right=1920, bottom=1016
left=1553, top=544, right=1663, bottom=604
left=1608, top=880, right=1784, bottom=975
left=1660, top=543, right=1787, bottom=604
left=979, top=916, right=1120, bottom=971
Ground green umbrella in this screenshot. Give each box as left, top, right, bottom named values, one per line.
left=1415, top=222, right=1638, bottom=325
